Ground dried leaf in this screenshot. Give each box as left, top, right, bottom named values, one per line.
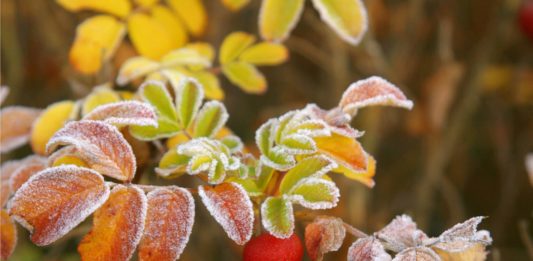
left=9, top=165, right=110, bottom=245
left=78, top=185, right=147, bottom=261
left=347, top=237, right=391, bottom=261
left=393, top=247, right=440, bottom=261
left=198, top=182, right=254, bottom=245
left=46, top=120, right=136, bottom=181
left=310, top=0, right=368, bottom=45
left=376, top=215, right=428, bottom=252
left=31, top=100, right=76, bottom=155
left=340, top=76, right=414, bottom=117
left=305, top=216, right=347, bottom=260
left=83, top=101, right=157, bottom=127
left=1, top=209, right=17, bottom=260
left=0, top=106, right=41, bottom=153
left=259, top=0, right=305, bottom=42
left=433, top=217, right=492, bottom=253
left=261, top=196, right=294, bottom=238
left=222, top=61, right=267, bottom=94
left=139, top=187, right=194, bottom=261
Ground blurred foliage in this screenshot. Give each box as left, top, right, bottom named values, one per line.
left=1, top=0, right=532, bottom=260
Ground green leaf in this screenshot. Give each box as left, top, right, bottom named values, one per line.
left=287, top=178, right=339, bottom=209
left=262, top=147, right=295, bottom=171
left=221, top=135, right=243, bottom=153
left=280, top=134, right=316, bottom=154
left=255, top=164, right=274, bottom=192
left=193, top=101, right=228, bottom=138
left=275, top=111, right=296, bottom=143
left=259, top=0, right=305, bottom=42
left=261, top=197, right=294, bottom=238
left=175, top=78, right=204, bottom=129
left=156, top=149, right=190, bottom=178
left=222, top=62, right=266, bottom=94
left=188, top=155, right=213, bottom=174
left=130, top=116, right=180, bottom=140
left=139, top=80, right=178, bottom=121
left=310, top=0, right=368, bottom=45
left=188, top=70, right=224, bottom=100
left=229, top=178, right=262, bottom=196
left=279, top=155, right=336, bottom=194
left=219, top=31, right=256, bottom=64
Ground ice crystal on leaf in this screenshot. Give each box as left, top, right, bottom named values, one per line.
left=305, top=216, right=347, bottom=260
left=83, top=101, right=158, bottom=127
left=348, top=237, right=391, bottom=261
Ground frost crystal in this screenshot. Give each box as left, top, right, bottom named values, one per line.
left=83, top=101, right=158, bottom=127
left=348, top=237, right=392, bottom=261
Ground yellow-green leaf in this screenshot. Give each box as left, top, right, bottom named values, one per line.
left=116, top=57, right=160, bottom=85
left=259, top=0, right=305, bottom=42
left=221, top=0, right=251, bottom=11
left=57, top=0, right=131, bottom=18
left=279, top=155, right=336, bottom=194
left=127, top=13, right=178, bottom=59
left=30, top=101, right=76, bottom=155
left=189, top=70, right=224, bottom=100
left=160, top=48, right=211, bottom=68
left=166, top=0, right=207, bottom=36
left=69, top=15, right=125, bottom=74
left=261, top=196, right=294, bottom=238
left=82, top=85, right=120, bottom=115
left=222, top=62, right=266, bottom=94
left=219, top=32, right=256, bottom=65
left=310, top=0, right=368, bottom=45
left=239, top=42, right=288, bottom=66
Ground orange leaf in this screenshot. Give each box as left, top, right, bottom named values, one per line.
left=305, top=216, right=346, bottom=260
left=0, top=107, right=41, bottom=153
left=83, top=101, right=157, bottom=127
left=1, top=209, right=17, bottom=260
left=198, top=182, right=254, bottom=245
left=1, top=156, right=47, bottom=207
left=9, top=162, right=46, bottom=193
left=139, top=187, right=194, bottom=261
left=46, top=120, right=136, bottom=181
left=339, top=76, right=413, bottom=116
left=9, top=165, right=110, bottom=245
left=78, top=185, right=147, bottom=261
left=314, top=132, right=375, bottom=187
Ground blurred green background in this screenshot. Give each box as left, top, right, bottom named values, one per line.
left=1, top=0, right=532, bottom=260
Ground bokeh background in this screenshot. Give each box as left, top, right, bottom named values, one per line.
left=1, top=0, right=532, bottom=260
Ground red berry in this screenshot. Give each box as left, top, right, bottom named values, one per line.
left=243, top=233, right=303, bottom=261
left=519, top=1, right=533, bottom=40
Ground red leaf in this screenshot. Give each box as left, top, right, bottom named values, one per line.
left=139, top=187, right=195, bottom=261
left=198, top=182, right=254, bottom=245
left=83, top=101, right=157, bottom=127
left=46, top=120, right=137, bottom=181
left=78, top=185, right=147, bottom=261
left=0, top=106, right=41, bottom=153
left=8, top=165, right=110, bottom=245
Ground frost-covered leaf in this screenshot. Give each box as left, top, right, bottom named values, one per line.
left=156, top=149, right=190, bottom=178
left=9, top=162, right=46, bottom=193
left=81, top=85, right=121, bottom=116
left=376, top=215, right=428, bottom=252
left=432, top=217, right=492, bottom=253
left=261, top=147, right=296, bottom=171
left=175, top=78, right=204, bottom=129
left=221, top=135, right=243, bottom=153
left=340, top=76, right=414, bottom=117
left=222, top=62, right=267, bottom=94
left=393, top=247, right=440, bottom=261
left=256, top=118, right=277, bottom=155
left=305, top=216, right=347, bottom=260
left=310, top=0, right=368, bottom=45
left=1, top=209, right=17, bottom=260
left=286, top=178, right=340, bottom=209
left=139, top=187, right=194, bottom=261
left=221, top=0, right=250, bottom=11
left=47, top=146, right=88, bottom=168
left=78, top=185, right=147, bottom=261
left=314, top=133, right=375, bottom=187
left=46, top=120, right=136, bottom=181
left=31, top=100, right=76, bottom=155
left=9, top=165, right=110, bottom=245
left=130, top=81, right=180, bottom=140
left=259, top=0, right=305, bottom=42
left=261, top=196, right=294, bottom=238
left=279, top=155, right=336, bottom=194
left=116, top=57, right=160, bottom=85
left=69, top=15, right=125, bottom=74
left=255, top=163, right=275, bottom=192
left=83, top=101, right=157, bottom=127
left=228, top=178, right=262, bottom=197
left=219, top=32, right=256, bottom=64
left=303, top=104, right=362, bottom=138
left=166, top=0, right=207, bottom=36
left=193, top=101, right=228, bottom=138
left=1, top=161, right=21, bottom=206
left=239, top=42, right=289, bottom=66
left=0, top=106, right=41, bottom=153
left=198, top=182, right=254, bottom=245
left=347, top=237, right=391, bottom=261
left=280, top=134, right=317, bottom=154
left=161, top=48, right=211, bottom=68
left=57, top=0, right=131, bottom=18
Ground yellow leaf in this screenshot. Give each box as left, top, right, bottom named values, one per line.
left=259, top=0, right=305, bottom=42
left=30, top=101, right=76, bottom=155
left=434, top=244, right=488, bottom=261
left=190, top=70, right=224, bottom=100
left=314, top=133, right=375, bottom=187
left=221, top=0, right=251, bottom=11
left=116, top=57, right=160, bottom=85
left=166, top=132, right=191, bottom=148
left=52, top=155, right=88, bottom=168
left=127, top=13, right=179, bottom=59
left=310, top=0, right=368, bottom=45
left=219, top=32, right=256, bottom=64
left=135, top=0, right=159, bottom=8
left=222, top=62, right=266, bottom=94
left=69, top=15, right=126, bottom=74
left=151, top=5, right=188, bottom=49
left=167, top=0, right=207, bottom=36
left=82, top=85, right=121, bottom=115
left=56, top=0, right=131, bottom=18
left=239, top=42, right=288, bottom=66
left=185, top=42, right=215, bottom=62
